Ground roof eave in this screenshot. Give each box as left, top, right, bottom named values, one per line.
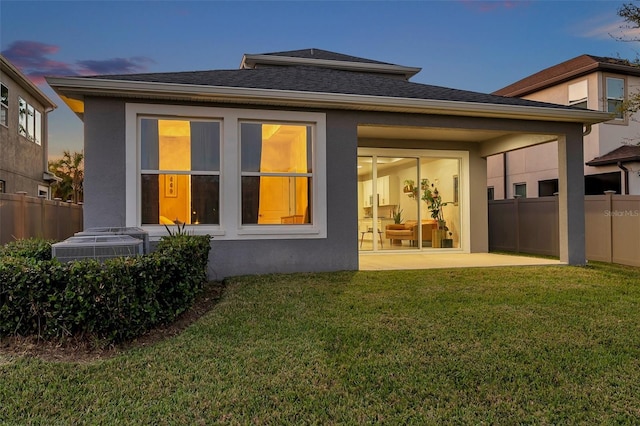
left=46, top=76, right=611, bottom=125
left=240, top=53, right=422, bottom=79
left=586, top=156, right=640, bottom=166
left=1, top=55, right=57, bottom=110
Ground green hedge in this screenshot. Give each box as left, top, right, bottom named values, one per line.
left=0, top=235, right=211, bottom=343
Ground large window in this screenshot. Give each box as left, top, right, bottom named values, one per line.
left=127, top=104, right=326, bottom=239
left=0, top=83, right=7, bottom=127
left=140, top=118, right=221, bottom=225
left=18, top=96, right=42, bottom=142
left=568, top=80, right=588, bottom=109
left=240, top=122, right=312, bottom=225
left=606, top=77, right=625, bottom=120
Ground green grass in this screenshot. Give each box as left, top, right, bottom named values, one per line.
left=2, top=263, right=640, bottom=424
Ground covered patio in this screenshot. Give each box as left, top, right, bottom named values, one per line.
left=359, top=252, right=563, bottom=271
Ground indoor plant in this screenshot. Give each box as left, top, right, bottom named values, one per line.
left=420, top=179, right=452, bottom=247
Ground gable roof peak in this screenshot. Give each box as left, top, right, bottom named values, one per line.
left=240, top=48, right=422, bottom=80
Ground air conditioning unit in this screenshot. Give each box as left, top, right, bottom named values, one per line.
left=52, top=235, right=144, bottom=263
left=75, top=227, right=149, bottom=254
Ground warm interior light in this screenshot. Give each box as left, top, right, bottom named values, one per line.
left=258, top=124, right=309, bottom=224
left=158, top=120, right=191, bottom=224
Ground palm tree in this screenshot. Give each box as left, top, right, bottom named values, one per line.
left=49, top=150, right=84, bottom=203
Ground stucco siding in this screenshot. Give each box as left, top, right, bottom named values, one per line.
left=0, top=69, right=49, bottom=196
left=83, top=97, right=127, bottom=227
left=207, top=110, right=360, bottom=278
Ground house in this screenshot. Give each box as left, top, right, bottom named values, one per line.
left=490, top=55, right=640, bottom=199
left=46, top=49, right=608, bottom=278
left=0, top=54, right=58, bottom=198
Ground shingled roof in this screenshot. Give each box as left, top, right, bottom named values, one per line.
left=251, top=48, right=396, bottom=66
left=586, top=144, right=640, bottom=166
left=494, top=54, right=640, bottom=98
left=46, top=48, right=611, bottom=124
left=78, top=61, right=588, bottom=111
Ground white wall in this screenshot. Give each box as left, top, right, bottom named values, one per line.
left=489, top=71, right=640, bottom=196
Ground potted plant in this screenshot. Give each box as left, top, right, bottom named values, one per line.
left=392, top=207, right=403, bottom=224
left=442, top=231, right=454, bottom=248
left=403, top=180, right=417, bottom=197
left=420, top=179, right=451, bottom=247
left=387, top=207, right=406, bottom=245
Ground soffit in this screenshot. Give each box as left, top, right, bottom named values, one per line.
left=357, top=125, right=512, bottom=142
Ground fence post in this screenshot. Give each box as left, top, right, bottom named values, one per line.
left=514, top=195, right=521, bottom=253
left=16, top=192, right=27, bottom=241
left=604, top=190, right=615, bottom=263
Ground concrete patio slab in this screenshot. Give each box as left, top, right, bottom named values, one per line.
left=359, top=252, right=563, bottom=271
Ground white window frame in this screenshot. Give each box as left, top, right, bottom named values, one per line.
left=0, top=83, right=8, bottom=127
left=125, top=103, right=327, bottom=240
left=38, top=185, right=49, bottom=199
left=604, top=75, right=626, bottom=122
left=35, top=110, right=42, bottom=145
left=514, top=182, right=527, bottom=198
left=358, top=147, right=470, bottom=253
left=18, top=96, right=43, bottom=142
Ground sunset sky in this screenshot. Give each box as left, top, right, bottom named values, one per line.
left=2, top=0, right=638, bottom=158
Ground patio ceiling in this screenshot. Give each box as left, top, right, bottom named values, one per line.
left=357, top=124, right=559, bottom=157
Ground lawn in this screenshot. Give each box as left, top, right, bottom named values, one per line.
left=2, top=263, right=640, bottom=424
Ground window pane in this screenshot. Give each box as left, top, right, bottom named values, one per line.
left=142, top=173, right=218, bottom=225
left=0, top=84, right=7, bottom=105
left=568, top=80, right=588, bottom=104
left=35, top=110, right=42, bottom=145
left=141, top=119, right=159, bottom=170
left=608, top=100, right=623, bottom=118
left=0, top=105, right=7, bottom=127
left=191, top=175, right=219, bottom=224
left=159, top=120, right=191, bottom=171
left=18, top=97, right=26, bottom=137
left=27, top=104, right=34, bottom=141
left=241, top=123, right=311, bottom=173
left=190, top=122, right=220, bottom=171
left=607, top=78, right=624, bottom=100
left=241, top=176, right=311, bottom=224
left=241, top=123, right=263, bottom=172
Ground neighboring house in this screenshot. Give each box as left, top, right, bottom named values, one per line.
left=489, top=55, right=640, bottom=199
left=47, top=49, right=607, bottom=277
left=0, top=54, right=58, bottom=198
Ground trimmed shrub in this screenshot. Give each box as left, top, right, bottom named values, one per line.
left=0, top=235, right=211, bottom=343
left=0, top=238, right=54, bottom=261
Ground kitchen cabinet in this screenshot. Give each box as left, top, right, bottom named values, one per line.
left=362, top=175, right=398, bottom=207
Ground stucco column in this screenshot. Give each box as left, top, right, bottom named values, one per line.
left=557, top=129, right=586, bottom=265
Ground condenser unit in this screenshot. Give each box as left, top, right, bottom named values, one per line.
left=75, top=227, right=149, bottom=254
left=51, top=235, right=144, bottom=263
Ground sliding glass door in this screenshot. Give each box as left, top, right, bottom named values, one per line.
left=358, top=152, right=461, bottom=251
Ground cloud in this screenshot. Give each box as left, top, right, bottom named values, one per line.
left=460, top=0, right=527, bottom=12
left=77, top=57, right=154, bottom=75
left=572, top=14, right=640, bottom=41
left=1, top=40, right=154, bottom=85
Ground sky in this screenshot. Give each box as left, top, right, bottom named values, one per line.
left=2, top=0, right=640, bottom=158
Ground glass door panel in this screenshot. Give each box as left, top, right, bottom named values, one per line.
left=419, top=158, right=461, bottom=249
left=357, top=156, right=375, bottom=251
left=377, top=157, right=419, bottom=251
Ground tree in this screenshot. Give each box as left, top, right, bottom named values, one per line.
left=618, top=2, right=640, bottom=38
left=618, top=3, right=640, bottom=114
left=48, top=150, right=84, bottom=203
